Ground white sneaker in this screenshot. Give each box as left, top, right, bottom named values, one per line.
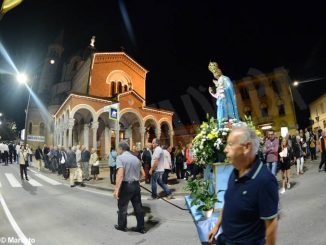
left=280, top=188, right=286, bottom=194
left=287, top=182, right=291, bottom=189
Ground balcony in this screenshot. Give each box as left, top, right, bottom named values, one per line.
left=256, top=116, right=274, bottom=126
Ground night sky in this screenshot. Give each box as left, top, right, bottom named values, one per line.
left=0, top=0, right=325, bottom=130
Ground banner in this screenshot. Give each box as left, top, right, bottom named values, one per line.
left=27, top=135, right=45, bottom=142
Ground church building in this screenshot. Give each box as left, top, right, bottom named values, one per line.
left=26, top=34, right=174, bottom=159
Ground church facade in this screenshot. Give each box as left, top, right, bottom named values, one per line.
left=26, top=36, right=174, bottom=158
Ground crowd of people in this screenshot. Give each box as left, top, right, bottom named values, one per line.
left=261, top=127, right=326, bottom=194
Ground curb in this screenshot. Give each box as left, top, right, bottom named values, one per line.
left=32, top=167, right=189, bottom=197
left=83, top=182, right=190, bottom=197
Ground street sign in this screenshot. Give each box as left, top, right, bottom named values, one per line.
left=104, top=103, right=119, bottom=121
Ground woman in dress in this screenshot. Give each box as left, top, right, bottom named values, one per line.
left=90, top=148, right=99, bottom=181
left=279, top=138, right=291, bottom=194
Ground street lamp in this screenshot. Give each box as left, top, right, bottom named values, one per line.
left=16, top=72, right=31, bottom=142
left=49, top=59, right=55, bottom=64
left=293, top=81, right=299, bottom=87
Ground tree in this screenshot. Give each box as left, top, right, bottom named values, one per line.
left=0, top=120, right=19, bottom=141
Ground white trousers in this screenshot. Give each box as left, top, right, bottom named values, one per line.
left=296, top=157, right=304, bottom=174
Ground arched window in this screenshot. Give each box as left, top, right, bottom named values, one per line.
left=28, top=122, right=33, bottom=134
left=118, top=82, right=122, bottom=94
left=124, top=85, right=128, bottom=92
left=40, top=123, right=45, bottom=136
left=260, top=103, right=268, bottom=117
left=111, top=81, right=116, bottom=96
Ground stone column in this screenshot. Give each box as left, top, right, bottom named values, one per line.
left=155, top=128, right=161, bottom=140
left=68, top=118, right=75, bottom=147
left=63, top=127, right=68, bottom=148
left=83, top=124, right=89, bottom=150
left=115, top=124, right=120, bottom=150
left=104, top=127, right=111, bottom=157
left=169, top=130, right=175, bottom=147
left=125, top=127, right=133, bottom=147
left=140, top=127, right=146, bottom=149
left=92, top=121, right=99, bottom=149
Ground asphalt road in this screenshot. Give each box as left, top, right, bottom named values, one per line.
left=0, top=164, right=199, bottom=245
left=277, top=158, right=326, bottom=245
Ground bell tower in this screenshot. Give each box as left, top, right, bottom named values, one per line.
left=37, top=31, right=64, bottom=104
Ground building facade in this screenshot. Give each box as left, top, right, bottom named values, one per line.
left=234, top=68, right=297, bottom=135
left=309, top=94, right=326, bottom=131
left=26, top=36, right=174, bottom=158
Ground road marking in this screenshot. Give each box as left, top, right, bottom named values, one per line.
left=34, top=173, right=61, bottom=185
left=28, top=169, right=37, bottom=174
left=0, top=192, right=32, bottom=245
left=5, top=173, right=22, bottom=188
left=0, top=181, right=2, bottom=188
left=28, top=178, right=43, bottom=187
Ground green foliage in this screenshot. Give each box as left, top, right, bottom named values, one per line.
left=188, top=179, right=220, bottom=211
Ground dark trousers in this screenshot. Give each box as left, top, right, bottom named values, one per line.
left=176, top=162, right=184, bottom=179
left=186, top=164, right=195, bottom=180
left=110, top=166, right=116, bottom=184
left=3, top=152, right=8, bottom=165
left=20, top=164, right=28, bottom=179
left=44, top=155, right=49, bottom=169
left=310, top=148, right=317, bottom=160
left=143, top=163, right=151, bottom=183
left=319, top=152, right=326, bottom=170
left=9, top=151, right=14, bottom=163
left=51, top=158, right=58, bottom=172
left=58, top=164, right=65, bottom=175
left=162, top=169, right=170, bottom=184
left=118, top=181, right=144, bottom=229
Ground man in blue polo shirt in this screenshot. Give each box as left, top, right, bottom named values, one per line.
left=209, top=125, right=279, bottom=245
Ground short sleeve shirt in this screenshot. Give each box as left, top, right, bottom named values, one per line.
left=221, top=158, right=279, bottom=244
left=116, top=151, right=141, bottom=182
left=152, top=146, right=164, bottom=172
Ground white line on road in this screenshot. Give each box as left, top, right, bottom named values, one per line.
left=0, top=192, right=32, bottom=245
left=5, top=173, right=22, bottom=188
left=28, top=169, right=37, bottom=174
left=0, top=181, right=1, bottom=188
left=28, top=178, right=43, bottom=187
left=34, top=173, right=61, bottom=185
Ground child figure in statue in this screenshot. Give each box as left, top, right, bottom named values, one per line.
left=208, top=62, right=239, bottom=129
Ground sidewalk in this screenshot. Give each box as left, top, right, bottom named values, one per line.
left=33, top=162, right=190, bottom=197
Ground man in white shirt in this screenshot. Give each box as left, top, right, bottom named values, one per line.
left=162, top=146, right=172, bottom=185
left=149, top=138, right=173, bottom=200
left=3, top=143, right=9, bottom=165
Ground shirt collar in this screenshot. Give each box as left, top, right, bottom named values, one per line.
left=233, top=157, right=263, bottom=181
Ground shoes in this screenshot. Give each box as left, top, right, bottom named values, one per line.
left=25, top=178, right=29, bottom=181
left=280, top=188, right=286, bottom=194
left=166, top=194, right=175, bottom=200
left=80, top=183, right=86, bottom=187
left=287, top=182, right=291, bottom=189
left=114, top=225, right=127, bottom=232
left=319, top=169, right=322, bottom=172
left=70, top=185, right=76, bottom=188
left=131, top=227, right=146, bottom=234
left=147, top=196, right=158, bottom=200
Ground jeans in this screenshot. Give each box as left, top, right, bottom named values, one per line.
left=296, top=157, right=304, bottom=174
left=319, top=152, right=326, bottom=170
left=109, top=166, right=116, bottom=184
left=118, top=182, right=144, bottom=229
left=310, top=147, right=317, bottom=160
left=151, top=171, right=172, bottom=198
left=176, top=162, right=185, bottom=179
left=162, top=169, right=170, bottom=184
left=266, top=162, right=277, bottom=176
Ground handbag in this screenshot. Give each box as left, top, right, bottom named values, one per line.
left=93, top=160, right=99, bottom=166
